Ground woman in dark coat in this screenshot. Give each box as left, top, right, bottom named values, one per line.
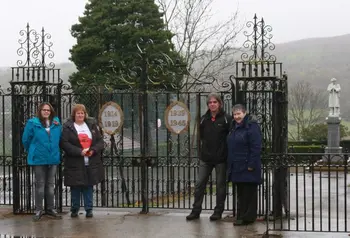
left=60, top=104, right=104, bottom=218
left=227, top=104, right=262, bottom=226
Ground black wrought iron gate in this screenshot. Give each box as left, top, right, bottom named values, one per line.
left=8, top=17, right=288, bottom=217
left=11, top=76, right=62, bottom=213
left=10, top=24, right=63, bottom=213
left=232, top=14, right=289, bottom=225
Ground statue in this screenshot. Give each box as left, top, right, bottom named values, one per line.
left=327, top=78, right=341, bottom=116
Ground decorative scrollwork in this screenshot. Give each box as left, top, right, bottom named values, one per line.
left=16, top=23, right=55, bottom=68
left=100, top=39, right=189, bottom=92
left=241, top=14, right=276, bottom=62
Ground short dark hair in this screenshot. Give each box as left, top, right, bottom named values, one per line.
left=232, top=104, right=246, bottom=113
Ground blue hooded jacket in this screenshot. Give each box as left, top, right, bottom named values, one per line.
left=227, top=114, right=262, bottom=184
left=22, top=116, right=62, bottom=165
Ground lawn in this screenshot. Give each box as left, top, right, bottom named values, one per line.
left=288, top=120, right=350, bottom=141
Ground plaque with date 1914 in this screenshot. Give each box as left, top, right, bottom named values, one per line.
left=164, top=101, right=191, bottom=134
left=98, top=101, right=124, bottom=135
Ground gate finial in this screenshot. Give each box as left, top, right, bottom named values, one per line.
left=241, top=14, right=276, bottom=62
left=16, top=23, right=55, bottom=68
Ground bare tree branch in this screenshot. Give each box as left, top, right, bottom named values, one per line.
left=288, top=80, right=327, bottom=141
left=157, top=0, right=242, bottom=90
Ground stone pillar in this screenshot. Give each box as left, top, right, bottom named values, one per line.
left=323, top=116, right=342, bottom=163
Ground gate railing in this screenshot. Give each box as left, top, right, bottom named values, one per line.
left=264, top=152, right=350, bottom=235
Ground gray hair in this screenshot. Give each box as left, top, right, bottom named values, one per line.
left=207, top=92, right=223, bottom=108
left=232, top=104, right=246, bottom=113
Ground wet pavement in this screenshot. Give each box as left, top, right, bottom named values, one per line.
left=0, top=206, right=349, bottom=237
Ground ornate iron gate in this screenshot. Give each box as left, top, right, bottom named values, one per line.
left=9, top=24, right=238, bottom=214
left=56, top=55, right=236, bottom=213
left=11, top=24, right=63, bottom=213
left=232, top=14, right=289, bottom=223
left=9, top=16, right=288, bottom=217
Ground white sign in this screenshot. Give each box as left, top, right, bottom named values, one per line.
left=98, top=102, right=124, bottom=135
left=164, top=101, right=191, bottom=134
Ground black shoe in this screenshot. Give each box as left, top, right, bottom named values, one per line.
left=209, top=212, right=222, bottom=221
left=32, top=210, right=44, bottom=222
left=86, top=210, right=93, bottom=218
left=46, top=209, right=62, bottom=219
left=186, top=212, right=200, bottom=220
left=71, top=211, right=78, bottom=218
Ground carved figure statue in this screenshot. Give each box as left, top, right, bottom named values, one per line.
left=327, top=78, right=341, bottom=116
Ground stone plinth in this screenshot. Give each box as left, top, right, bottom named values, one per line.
left=321, top=116, right=343, bottom=164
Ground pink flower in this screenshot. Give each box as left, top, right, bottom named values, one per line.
left=53, top=120, right=59, bottom=125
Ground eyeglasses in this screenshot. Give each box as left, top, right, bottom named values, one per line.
left=41, top=109, right=51, bottom=112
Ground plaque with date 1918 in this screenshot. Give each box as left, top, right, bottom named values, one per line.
left=164, top=101, right=191, bottom=134
left=98, top=101, right=124, bottom=135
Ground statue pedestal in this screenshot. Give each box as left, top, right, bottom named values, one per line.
left=319, top=116, right=343, bottom=164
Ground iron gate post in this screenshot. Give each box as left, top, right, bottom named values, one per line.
left=11, top=81, right=20, bottom=213
left=140, top=51, right=149, bottom=214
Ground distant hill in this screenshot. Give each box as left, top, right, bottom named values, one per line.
left=274, top=34, right=350, bottom=118
left=275, top=34, right=350, bottom=87
left=1, top=34, right=350, bottom=116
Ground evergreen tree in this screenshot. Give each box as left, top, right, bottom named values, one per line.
left=69, top=0, right=183, bottom=89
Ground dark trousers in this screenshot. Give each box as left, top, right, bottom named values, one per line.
left=192, top=161, right=227, bottom=214
left=33, top=165, right=57, bottom=212
left=272, top=167, right=289, bottom=217
left=236, top=183, right=258, bottom=222
left=70, top=186, right=93, bottom=212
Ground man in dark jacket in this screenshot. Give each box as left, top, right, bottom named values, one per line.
left=186, top=93, right=231, bottom=221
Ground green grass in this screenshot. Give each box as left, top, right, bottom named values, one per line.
left=288, top=120, right=350, bottom=141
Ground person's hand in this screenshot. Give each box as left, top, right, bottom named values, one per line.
left=86, top=150, right=94, bottom=157
left=248, top=167, right=253, bottom=171
left=81, top=148, right=89, bottom=156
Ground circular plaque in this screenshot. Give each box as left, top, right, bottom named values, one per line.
left=164, top=101, right=191, bottom=134
left=98, top=101, right=124, bottom=135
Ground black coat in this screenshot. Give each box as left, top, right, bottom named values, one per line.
left=227, top=114, right=262, bottom=184
left=199, top=109, right=231, bottom=164
left=60, top=118, right=105, bottom=187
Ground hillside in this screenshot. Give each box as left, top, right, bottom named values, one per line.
left=275, top=33, right=350, bottom=87
left=0, top=34, right=350, bottom=115
left=274, top=34, right=350, bottom=118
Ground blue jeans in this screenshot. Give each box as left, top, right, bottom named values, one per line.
left=70, top=186, right=93, bottom=212
left=33, top=165, right=57, bottom=212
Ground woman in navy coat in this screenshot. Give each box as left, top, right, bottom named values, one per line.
left=227, top=104, right=262, bottom=226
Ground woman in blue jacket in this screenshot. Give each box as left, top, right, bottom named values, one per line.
left=227, top=104, right=262, bottom=226
left=22, top=102, right=62, bottom=221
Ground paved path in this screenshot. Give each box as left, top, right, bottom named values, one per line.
left=0, top=206, right=349, bottom=237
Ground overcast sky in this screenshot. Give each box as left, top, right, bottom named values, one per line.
left=0, top=0, right=348, bottom=67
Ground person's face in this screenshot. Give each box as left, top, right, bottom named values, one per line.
left=233, top=109, right=246, bottom=124
left=75, top=110, right=85, bottom=123
left=40, top=105, right=51, bottom=119
left=208, top=97, right=220, bottom=113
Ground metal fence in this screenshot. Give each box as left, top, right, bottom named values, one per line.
left=265, top=153, right=350, bottom=234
